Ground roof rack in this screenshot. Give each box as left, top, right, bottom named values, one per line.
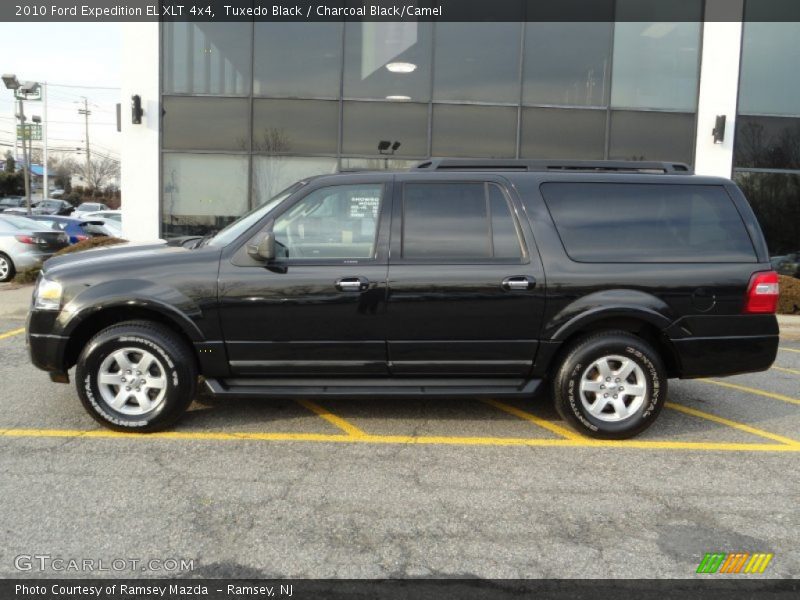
left=413, top=159, right=693, bottom=174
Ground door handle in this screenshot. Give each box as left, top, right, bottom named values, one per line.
left=502, top=276, right=535, bottom=291
left=336, top=277, right=369, bottom=292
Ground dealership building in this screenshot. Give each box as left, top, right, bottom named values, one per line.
left=120, top=0, right=799, bottom=260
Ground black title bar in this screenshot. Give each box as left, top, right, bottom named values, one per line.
left=4, top=0, right=800, bottom=22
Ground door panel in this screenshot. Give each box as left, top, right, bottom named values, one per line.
left=218, top=177, right=392, bottom=376
left=386, top=175, right=546, bottom=377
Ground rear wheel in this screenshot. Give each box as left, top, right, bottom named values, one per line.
left=0, top=253, right=15, bottom=282
left=552, top=331, right=667, bottom=439
left=75, top=320, right=197, bottom=432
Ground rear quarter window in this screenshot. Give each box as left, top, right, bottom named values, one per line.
left=540, top=183, right=757, bottom=263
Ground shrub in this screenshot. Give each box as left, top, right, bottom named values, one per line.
left=779, top=275, right=800, bottom=315
left=11, top=237, right=127, bottom=284
left=53, top=236, right=127, bottom=257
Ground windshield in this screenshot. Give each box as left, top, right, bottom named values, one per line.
left=207, top=181, right=306, bottom=248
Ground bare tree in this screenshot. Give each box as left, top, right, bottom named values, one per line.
left=82, top=156, right=120, bottom=192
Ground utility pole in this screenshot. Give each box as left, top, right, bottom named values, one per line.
left=42, top=82, right=48, bottom=198
left=17, top=98, right=31, bottom=215
left=78, top=97, right=91, bottom=189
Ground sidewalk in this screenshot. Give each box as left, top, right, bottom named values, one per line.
left=1, top=282, right=799, bottom=337
left=0, top=283, right=33, bottom=319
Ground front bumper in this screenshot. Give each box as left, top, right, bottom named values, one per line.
left=26, top=309, right=70, bottom=382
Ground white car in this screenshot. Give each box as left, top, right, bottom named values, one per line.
left=83, top=210, right=121, bottom=223
left=72, top=202, right=110, bottom=219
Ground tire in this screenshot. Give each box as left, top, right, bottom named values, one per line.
left=552, top=331, right=667, bottom=439
left=0, top=253, right=15, bottom=282
left=75, top=320, right=197, bottom=432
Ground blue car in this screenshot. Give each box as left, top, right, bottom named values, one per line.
left=25, top=215, right=91, bottom=245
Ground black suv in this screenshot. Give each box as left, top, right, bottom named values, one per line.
left=27, top=160, right=780, bottom=438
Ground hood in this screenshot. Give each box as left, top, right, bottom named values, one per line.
left=43, top=240, right=174, bottom=276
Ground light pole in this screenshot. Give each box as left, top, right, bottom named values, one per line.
left=2, top=74, right=40, bottom=215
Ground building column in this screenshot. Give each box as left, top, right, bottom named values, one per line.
left=121, top=22, right=160, bottom=241
left=693, top=0, right=745, bottom=177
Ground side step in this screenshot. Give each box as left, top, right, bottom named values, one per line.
left=204, top=377, right=541, bottom=399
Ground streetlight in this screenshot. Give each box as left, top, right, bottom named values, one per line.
left=2, top=74, right=41, bottom=215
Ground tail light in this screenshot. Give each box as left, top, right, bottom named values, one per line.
left=743, top=271, right=780, bottom=314
left=75, top=234, right=89, bottom=242
left=14, top=234, right=36, bottom=245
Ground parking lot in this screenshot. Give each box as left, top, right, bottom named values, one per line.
left=0, top=293, right=798, bottom=579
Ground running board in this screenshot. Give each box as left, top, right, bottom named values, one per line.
left=204, top=377, right=541, bottom=399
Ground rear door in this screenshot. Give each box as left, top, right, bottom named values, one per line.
left=385, top=173, right=546, bottom=377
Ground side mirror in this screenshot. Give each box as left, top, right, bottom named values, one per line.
left=247, top=232, right=275, bottom=261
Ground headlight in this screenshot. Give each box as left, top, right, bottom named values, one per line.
left=34, top=277, right=63, bottom=311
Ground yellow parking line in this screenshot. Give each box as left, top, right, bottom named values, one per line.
left=295, top=399, right=367, bottom=437
left=772, top=366, right=800, bottom=376
left=0, top=426, right=797, bottom=452
left=482, top=399, right=583, bottom=440
left=779, top=347, right=800, bottom=354
left=699, top=378, right=800, bottom=407
left=666, top=402, right=800, bottom=447
left=0, top=327, right=24, bottom=341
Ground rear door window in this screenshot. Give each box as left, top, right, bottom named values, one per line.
left=540, top=183, right=757, bottom=262
left=401, top=182, right=524, bottom=261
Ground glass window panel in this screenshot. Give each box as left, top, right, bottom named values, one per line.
left=342, top=101, right=428, bottom=157
left=433, top=22, right=521, bottom=103
left=523, top=22, right=612, bottom=107
left=739, top=22, right=800, bottom=117
left=252, top=156, right=338, bottom=206
left=609, top=111, right=695, bottom=164
left=341, top=158, right=421, bottom=171
left=253, top=23, right=342, bottom=98
left=162, top=154, right=249, bottom=238
left=734, top=171, right=800, bottom=262
left=489, top=185, right=523, bottom=259
left=343, top=22, right=432, bottom=101
left=402, top=183, right=491, bottom=259
left=163, top=22, right=251, bottom=95
left=253, top=99, right=339, bottom=155
left=611, top=16, right=701, bottom=111
left=540, top=183, right=757, bottom=263
left=521, top=108, right=606, bottom=159
left=431, top=105, right=517, bottom=158
left=734, top=116, right=800, bottom=170
left=163, top=97, right=249, bottom=151
left=273, top=184, right=384, bottom=260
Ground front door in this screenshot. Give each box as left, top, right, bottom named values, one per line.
left=386, top=175, right=546, bottom=377
left=218, top=176, right=392, bottom=376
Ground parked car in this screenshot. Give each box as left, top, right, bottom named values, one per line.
left=0, top=215, right=70, bottom=281
left=0, top=196, right=27, bottom=212
left=27, top=160, right=780, bottom=438
left=25, top=215, right=93, bottom=244
left=50, top=188, right=65, bottom=198
left=80, top=218, right=122, bottom=238
left=83, top=209, right=121, bottom=223
left=772, top=252, right=800, bottom=278
left=33, top=199, right=74, bottom=216
left=72, top=202, right=110, bottom=219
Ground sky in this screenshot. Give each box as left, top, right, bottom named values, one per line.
left=0, top=23, right=122, bottom=165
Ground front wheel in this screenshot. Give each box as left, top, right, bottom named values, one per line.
left=552, top=331, right=667, bottom=439
left=75, top=321, right=197, bottom=432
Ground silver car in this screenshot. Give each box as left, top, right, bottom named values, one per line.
left=0, top=215, right=70, bottom=282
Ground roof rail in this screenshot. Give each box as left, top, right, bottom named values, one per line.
left=413, top=159, right=693, bottom=174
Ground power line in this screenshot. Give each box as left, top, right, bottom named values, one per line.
left=48, top=83, right=120, bottom=90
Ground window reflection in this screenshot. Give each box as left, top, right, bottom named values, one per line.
left=523, top=22, right=612, bottom=107
left=432, top=105, right=517, bottom=158
left=252, top=156, right=338, bottom=206
left=609, top=110, right=694, bottom=164
left=342, top=101, right=428, bottom=157
left=434, top=22, right=521, bottom=104
left=343, top=22, right=432, bottom=101
left=254, top=23, right=342, bottom=98
left=163, top=97, right=249, bottom=151
left=163, top=22, right=251, bottom=95
left=253, top=99, right=339, bottom=155
left=734, top=172, right=800, bottom=261
left=734, top=116, right=800, bottom=170
left=162, top=154, right=249, bottom=238
left=739, top=22, right=800, bottom=117
left=521, top=107, right=606, bottom=159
